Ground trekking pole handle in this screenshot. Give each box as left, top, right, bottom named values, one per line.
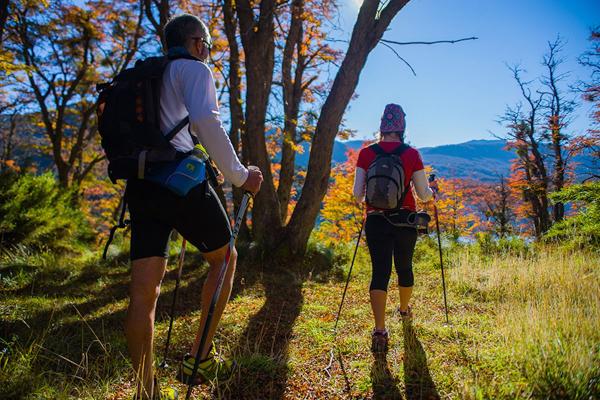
left=428, top=174, right=439, bottom=197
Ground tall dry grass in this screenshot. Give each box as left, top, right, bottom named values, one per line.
left=452, top=248, right=600, bottom=399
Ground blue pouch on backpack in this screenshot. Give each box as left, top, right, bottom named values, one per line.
left=145, top=154, right=206, bottom=196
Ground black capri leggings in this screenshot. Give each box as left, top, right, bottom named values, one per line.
left=365, top=214, right=418, bottom=291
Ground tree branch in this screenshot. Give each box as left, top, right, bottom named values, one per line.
left=380, top=36, right=478, bottom=46
left=381, top=41, right=416, bottom=76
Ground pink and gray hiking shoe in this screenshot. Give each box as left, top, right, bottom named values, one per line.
left=371, top=329, right=389, bottom=353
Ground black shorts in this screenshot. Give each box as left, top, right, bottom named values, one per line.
left=127, top=179, right=231, bottom=260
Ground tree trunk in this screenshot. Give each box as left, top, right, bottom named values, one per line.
left=223, top=0, right=244, bottom=207
left=551, top=119, right=565, bottom=222
left=143, top=0, right=169, bottom=51
left=236, top=0, right=284, bottom=246
left=277, top=0, right=305, bottom=221
left=0, top=0, right=8, bottom=47
left=525, top=110, right=552, bottom=234
left=284, top=0, right=410, bottom=255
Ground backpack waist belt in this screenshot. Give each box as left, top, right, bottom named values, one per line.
left=368, top=209, right=431, bottom=233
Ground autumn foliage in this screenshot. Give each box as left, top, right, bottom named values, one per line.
left=317, top=148, right=525, bottom=244
left=0, top=2, right=597, bottom=252
left=316, top=149, right=363, bottom=246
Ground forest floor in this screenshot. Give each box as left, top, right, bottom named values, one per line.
left=1, top=238, right=599, bottom=399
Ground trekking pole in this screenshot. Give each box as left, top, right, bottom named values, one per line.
left=185, top=192, right=252, bottom=400
left=159, top=238, right=187, bottom=369
left=333, top=216, right=365, bottom=334
left=324, top=214, right=365, bottom=377
left=429, top=174, right=449, bottom=324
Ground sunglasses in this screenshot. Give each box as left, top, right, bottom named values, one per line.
left=191, top=36, right=212, bottom=51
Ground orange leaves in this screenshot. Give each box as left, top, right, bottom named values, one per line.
left=81, top=176, right=125, bottom=236
left=0, top=160, right=21, bottom=172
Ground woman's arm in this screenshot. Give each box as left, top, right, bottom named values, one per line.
left=412, top=169, right=434, bottom=202
left=353, top=167, right=367, bottom=202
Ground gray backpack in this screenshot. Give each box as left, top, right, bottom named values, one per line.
left=366, top=143, right=410, bottom=210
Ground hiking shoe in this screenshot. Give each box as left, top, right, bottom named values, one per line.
left=371, top=329, right=389, bottom=353
left=155, top=386, right=178, bottom=400
left=178, top=347, right=234, bottom=385
left=397, top=305, right=412, bottom=320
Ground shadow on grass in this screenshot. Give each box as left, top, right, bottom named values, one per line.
left=0, top=251, right=211, bottom=399
left=213, top=248, right=340, bottom=399
left=214, top=264, right=303, bottom=399
left=1, top=243, right=341, bottom=399
left=335, top=349, right=353, bottom=395
left=402, top=319, right=439, bottom=400
left=371, top=352, right=403, bottom=400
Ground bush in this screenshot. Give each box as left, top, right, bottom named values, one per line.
left=474, top=232, right=530, bottom=256
left=545, top=182, right=600, bottom=250
left=412, top=235, right=440, bottom=270
left=0, top=171, right=92, bottom=254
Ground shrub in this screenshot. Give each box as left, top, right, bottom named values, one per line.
left=413, top=235, right=441, bottom=270
left=0, top=171, right=92, bottom=254
left=474, top=232, right=529, bottom=256
left=545, top=182, right=600, bottom=250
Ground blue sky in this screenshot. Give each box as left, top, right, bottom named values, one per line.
left=337, top=0, right=599, bottom=148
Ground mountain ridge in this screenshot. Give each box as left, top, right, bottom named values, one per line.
left=291, top=138, right=592, bottom=183
left=293, top=138, right=513, bottom=182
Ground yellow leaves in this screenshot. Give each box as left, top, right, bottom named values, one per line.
left=316, top=151, right=363, bottom=247
left=433, top=177, right=479, bottom=238
left=0, top=53, right=20, bottom=75
left=265, top=127, right=282, bottom=159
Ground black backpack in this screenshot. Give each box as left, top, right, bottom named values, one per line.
left=97, top=53, right=209, bottom=259
left=365, top=143, right=410, bottom=210
left=96, top=54, right=196, bottom=183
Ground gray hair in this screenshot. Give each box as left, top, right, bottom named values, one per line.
left=164, top=14, right=209, bottom=49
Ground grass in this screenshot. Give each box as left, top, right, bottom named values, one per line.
left=0, top=238, right=598, bottom=399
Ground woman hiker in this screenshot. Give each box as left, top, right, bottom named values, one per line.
left=353, top=103, right=435, bottom=353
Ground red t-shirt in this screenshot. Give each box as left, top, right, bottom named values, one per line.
left=356, top=142, right=424, bottom=211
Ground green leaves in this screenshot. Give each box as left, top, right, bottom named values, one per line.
left=545, top=181, right=600, bottom=250
left=0, top=171, right=92, bottom=253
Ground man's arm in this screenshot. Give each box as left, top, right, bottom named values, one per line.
left=180, top=61, right=248, bottom=187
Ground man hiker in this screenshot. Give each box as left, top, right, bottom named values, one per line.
left=124, top=14, right=263, bottom=399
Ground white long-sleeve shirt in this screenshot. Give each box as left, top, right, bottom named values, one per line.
left=160, top=59, right=248, bottom=187
left=353, top=168, right=433, bottom=203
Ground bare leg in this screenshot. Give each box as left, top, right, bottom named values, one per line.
left=398, top=286, right=413, bottom=313
left=370, top=289, right=388, bottom=331
left=190, top=244, right=237, bottom=359
left=125, top=256, right=167, bottom=400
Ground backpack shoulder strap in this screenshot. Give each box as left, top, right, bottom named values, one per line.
left=155, top=52, right=200, bottom=145
left=369, top=143, right=385, bottom=156
left=164, top=116, right=190, bottom=142
left=392, top=143, right=410, bottom=156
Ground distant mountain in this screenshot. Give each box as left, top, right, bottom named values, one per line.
left=417, top=139, right=513, bottom=182
left=292, top=138, right=593, bottom=183
left=293, top=139, right=512, bottom=182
